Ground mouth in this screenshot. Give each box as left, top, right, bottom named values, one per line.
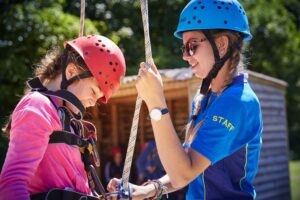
left=190, top=62, right=198, bottom=69
left=88, top=99, right=94, bottom=107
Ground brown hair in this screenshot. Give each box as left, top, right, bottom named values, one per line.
left=2, top=45, right=89, bottom=134
left=183, top=29, right=246, bottom=147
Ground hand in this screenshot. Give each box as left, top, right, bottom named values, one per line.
left=136, top=61, right=166, bottom=110
left=107, top=178, right=155, bottom=200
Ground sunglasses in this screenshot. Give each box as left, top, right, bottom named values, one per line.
left=181, top=38, right=207, bottom=56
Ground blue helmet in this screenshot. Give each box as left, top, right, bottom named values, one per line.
left=174, top=0, right=252, bottom=41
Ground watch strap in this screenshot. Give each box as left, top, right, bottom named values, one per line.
left=161, top=108, right=169, bottom=115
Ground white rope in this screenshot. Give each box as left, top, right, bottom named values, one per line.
left=79, top=0, right=85, bottom=37
left=121, top=0, right=153, bottom=197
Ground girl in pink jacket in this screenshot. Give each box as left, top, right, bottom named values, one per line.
left=0, top=35, right=126, bottom=200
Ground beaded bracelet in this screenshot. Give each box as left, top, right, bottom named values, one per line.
left=142, top=179, right=168, bottom=200
left=142, top=180, right=158, bottom=200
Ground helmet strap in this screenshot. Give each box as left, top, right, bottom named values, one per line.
left=200, top=30, right=237, bottom=95
left=60, top=52, right=93, bottom=90
left=61, top=71, right=93, bottom=90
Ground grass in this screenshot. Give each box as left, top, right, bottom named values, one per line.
left=290, top=161, right=300, bottom=200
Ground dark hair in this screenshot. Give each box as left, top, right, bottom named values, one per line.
left=183, top=29, right=247, bottom=147
left=2, top=45, right=89, bottom=134
left=35, top=45, right=89, bottom=84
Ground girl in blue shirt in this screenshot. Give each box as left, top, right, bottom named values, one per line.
left=108, top=0, right=262, bottom=199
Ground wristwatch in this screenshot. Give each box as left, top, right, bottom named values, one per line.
left=149, top=107, right=169, bottom=121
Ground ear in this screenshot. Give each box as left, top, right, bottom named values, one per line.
left=215, top=35, right=229, bottom=57
left=65, top=63, right=79, bottom=80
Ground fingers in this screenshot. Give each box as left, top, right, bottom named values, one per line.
left=139, top=62, right=149, bottom=74
left=139, top=60, right=158, bottom=75
left=107, top=178, right=120, bottom=192
left=150, top=58, right=158, bottom=73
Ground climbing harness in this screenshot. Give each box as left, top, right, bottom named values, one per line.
left=27, top=77, right=106, bottom=199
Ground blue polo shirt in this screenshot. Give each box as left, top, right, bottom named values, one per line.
left=186, top=74, right=263, bottom=200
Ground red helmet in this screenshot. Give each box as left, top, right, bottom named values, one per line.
left=65, top=35, right=126, bottom=103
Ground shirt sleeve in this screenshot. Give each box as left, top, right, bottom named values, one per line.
left=191, top=95, right=257, bottom=164
left=0, top=93, right=60, bottom=200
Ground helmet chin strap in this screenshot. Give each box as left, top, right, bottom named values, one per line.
left=200, top=30, right=240, bottom=95
left=55, top=52, right=93, bottom=119
left=60, top=53, right=93, bottom=90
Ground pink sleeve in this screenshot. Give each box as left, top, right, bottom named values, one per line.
left=0, top=93, right=60, bottom=200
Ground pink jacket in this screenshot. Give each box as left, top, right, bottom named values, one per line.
left=0, top=92, right=91, bottom=200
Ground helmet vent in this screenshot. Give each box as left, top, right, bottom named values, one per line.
left=174, top=0, right=252, bottom=40
left=65, top=34, right=126, bottom=103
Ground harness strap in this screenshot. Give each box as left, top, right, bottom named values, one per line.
left=49, top=130, right=104, bottom=196
left=27, top=77, right=85, bottom=120
left=49, top=131, right=89, bottom=147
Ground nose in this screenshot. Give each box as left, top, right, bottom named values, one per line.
left=182, top=53, right=192, bottom=62
left=95, top=87, right=104, bottom=100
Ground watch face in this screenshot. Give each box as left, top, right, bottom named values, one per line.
left=150, top=109, right=162, bottom=121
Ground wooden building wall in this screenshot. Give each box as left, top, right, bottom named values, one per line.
left=248, top=71, right=291, bottom=200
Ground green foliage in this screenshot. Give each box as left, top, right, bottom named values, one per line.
left=290, top=161, right=300, bottom=200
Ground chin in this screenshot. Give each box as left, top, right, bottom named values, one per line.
left=194, top=72, right=206, bottom=79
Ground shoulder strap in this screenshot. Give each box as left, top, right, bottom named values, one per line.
left=27, top=77, right=85, bottom=120
left=49, top=131, right=88, bottom=148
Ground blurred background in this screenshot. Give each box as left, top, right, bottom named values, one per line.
left=0, top=0, right=299, bottom=199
